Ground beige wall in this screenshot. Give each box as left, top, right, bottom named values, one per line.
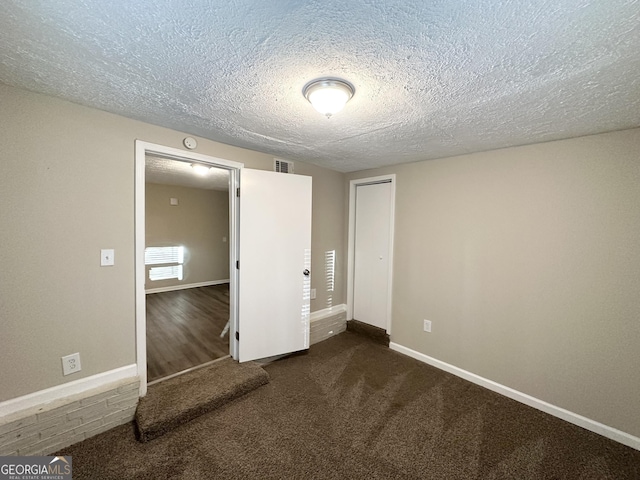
left=0, top=83, right=345, bottom=402
left=145, top=183, right=229, bottom=290
left=346, top=129, right=640, bottom=437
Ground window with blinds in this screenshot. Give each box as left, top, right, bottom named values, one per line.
left=145, top=246, right=184, bottom=281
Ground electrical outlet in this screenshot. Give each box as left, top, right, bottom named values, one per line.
left=62, top=353, right=82, bottom=376
left=423, top=319, right=432, bottom=333
left=310, top=288, right=317, bottom=300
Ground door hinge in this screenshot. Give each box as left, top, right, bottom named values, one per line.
left=236, top=187, right=240, bottom=197
left=235, top=331, right=239, bottom=341
left=236, top=260, right=239, bottom=269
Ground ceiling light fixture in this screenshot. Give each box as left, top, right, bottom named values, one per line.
left=303, top=78, right=355, bottom=118
left=191, top=163, right=212, bottom=176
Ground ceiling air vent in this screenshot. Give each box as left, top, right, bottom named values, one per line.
left=274, top=158, right=294, bottom=174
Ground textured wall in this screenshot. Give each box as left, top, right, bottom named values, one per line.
left=145, top=183, right=229, bottom=289
left=0, top=83, right=345, bottom=402
left=346, top=129, right=640, bottom=438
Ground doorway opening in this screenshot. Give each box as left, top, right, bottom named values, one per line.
left=135, top=141, right=243, bottom=396
left=144, top=156, right=231, bottom=384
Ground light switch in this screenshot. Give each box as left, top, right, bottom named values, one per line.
left=101, top=249, right=115, bottom=266
left=222, top=236, right=227, bottom=243
left=170, top=198, right=179, bottom=206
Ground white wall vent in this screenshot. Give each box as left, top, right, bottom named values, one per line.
left=274, top=158, right=294, bottom=174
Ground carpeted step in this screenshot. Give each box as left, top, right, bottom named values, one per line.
left=347, top=319, right=390, bottom=346
left=135, top=358, right=269, bottom=442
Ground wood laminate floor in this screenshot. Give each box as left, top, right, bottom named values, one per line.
left=146, top=285, right=230, bottom=383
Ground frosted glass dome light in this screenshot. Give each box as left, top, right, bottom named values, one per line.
left=303, top=78, right=355, bottom=118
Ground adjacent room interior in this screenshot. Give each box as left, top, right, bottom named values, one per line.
left=144, top=156, right=231, bottom=383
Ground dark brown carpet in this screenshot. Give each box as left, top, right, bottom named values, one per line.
left=59, top=332, right=640, bottom=479
left=136, top=358, right=269, bottom=442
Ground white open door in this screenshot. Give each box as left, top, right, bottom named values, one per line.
left=238, top=169, right=312, bottom=362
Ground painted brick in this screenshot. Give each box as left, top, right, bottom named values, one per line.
left=117, top=381, right=139, bottom=394
left=0, top=416, right=36, bottom=436
left=36, top=401, right=81, bottom=421
left=1, top=379, right=140, bottom=456
left=33, top=414, right=73, bottom=433
left=67, top=400, right=108, bottom=421
left=310, top=312, right=347, bottom=345
left=0, top=429, right=22, bottom=445
left=79, top=387, right=121, bottom=407
left=104, top=406, right=136, bottom=421
left=73, top=417, right=104, bottom=436
left=72, top=401, right=136, bottom=442
left=27, top=431, right=86, bottom=456
left=1, top=432, right=40, bottom=455
left=106, top=389, right=138, bottom=408
left=1, top=414, right=68, bottom=445
left=39, top=418, right=82, bottom=441
left=83, top=406, right=135, bottom=440
left=103, top=405, right=136, bottom=425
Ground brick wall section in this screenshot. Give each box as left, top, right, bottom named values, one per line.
left=0, top=377, right=139, bottom=456
left=310, top=311, right=347, bottom=346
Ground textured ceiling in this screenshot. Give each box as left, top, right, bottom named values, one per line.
left=1, top=1, right=639, bottom=173
left=146, top=155, right=229, bottom=191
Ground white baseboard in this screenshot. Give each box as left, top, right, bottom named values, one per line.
left=310, top=304, right=346, bottom=322
left=146, top=279, right=229, bottom=294
left=389, top=342, right=640, bottom=452
left=0, top=365, right=138, bottom=418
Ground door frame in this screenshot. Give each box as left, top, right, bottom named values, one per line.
left=134, top=140, right=243, bottom=396
left=347, top=174, right=396, bottom=333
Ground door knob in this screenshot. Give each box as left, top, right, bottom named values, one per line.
left=303, top=269, right=310, bottom=276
